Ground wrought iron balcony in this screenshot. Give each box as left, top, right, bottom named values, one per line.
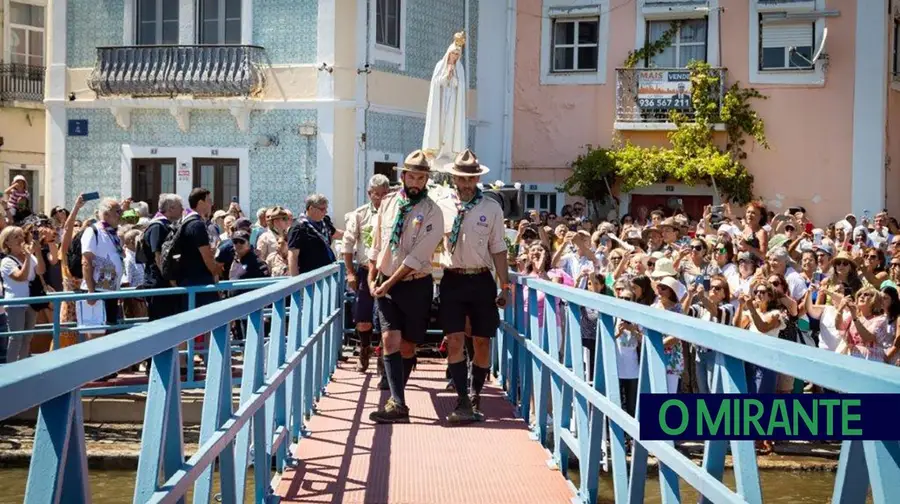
left=0, top=63, right=44, bottom=103
left=89, top=45, right=266, bottom=98
left=615, top=67, right=726, bottom=125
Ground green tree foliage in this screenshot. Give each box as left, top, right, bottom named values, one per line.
left=558, top=144, right=618, bottom=204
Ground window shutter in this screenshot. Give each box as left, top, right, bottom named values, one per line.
left=761, top=23, right=813, bottom=48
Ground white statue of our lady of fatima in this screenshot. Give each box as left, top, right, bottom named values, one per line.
left=422, top=31, right=467, bottom=165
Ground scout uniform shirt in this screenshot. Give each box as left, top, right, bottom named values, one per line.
left=367, top=190, right=444, bottom=277
left=342, top=202, right=378, bottom=265
left=440, top=194, right=506, bottom=270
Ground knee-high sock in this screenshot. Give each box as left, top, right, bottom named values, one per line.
left=383, top=352, right=405, bottom=405
left=448, top=360, right=469, bottom=399
left=471, top=365, right=490, bottom=396
left=358, top=329, right=373, bottom=348
left=402, top=356, right=417, bottom=387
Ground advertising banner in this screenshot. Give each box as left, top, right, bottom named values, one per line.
left=636, top=69, right=693, bottom=111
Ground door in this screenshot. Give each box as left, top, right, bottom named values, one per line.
left=8, top=169, right=39, bottom=212
left=132, top=158, right=176, bottom=214
left=629, top=194, right=713, bottom=221
left=193, top=158, right=239, bottom=211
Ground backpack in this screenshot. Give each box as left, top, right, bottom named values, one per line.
left=66, top=225, right=97, bottom=280
left=135, top=218, right=169, bottom=266
left=160, top=214, right=201, bottom=283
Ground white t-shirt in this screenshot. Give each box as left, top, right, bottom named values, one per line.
left=0, top=255, right=37, bottom=308
left=81, top=224, right=124, bottom=291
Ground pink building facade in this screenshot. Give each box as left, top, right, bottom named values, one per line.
left=512, top=0, right=894, bottom=225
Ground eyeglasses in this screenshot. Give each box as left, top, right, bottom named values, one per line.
left=859, top=292, right=875, bottom=300
left=233, top=239, right=247, bottom=245
left=710, top=284, right=725, bottom=292
left=754, top=290, right=770, bottom=296
left=866, top=255, right=879, bottom=261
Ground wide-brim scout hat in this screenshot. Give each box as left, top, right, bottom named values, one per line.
left=443, top=149, right=490, bottom=177
left=396, top=150, right=432, bottom=173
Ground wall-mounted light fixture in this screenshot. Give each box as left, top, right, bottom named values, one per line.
left=299, top=124, right=317, bottom=137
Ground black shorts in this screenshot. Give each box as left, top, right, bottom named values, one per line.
left=354, top=265, right=375, bottom=324
left=376, top=275, right=434, bottom=344
left=439, top=270, right=499, bottom=338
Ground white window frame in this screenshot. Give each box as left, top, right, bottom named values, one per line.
left=369, top=0, right=406, bottom=70
left=748, top=0, right=826, bottom=86
left=197, top=0, right=242, bottom=44
left=645, top=18, right=708, bottom=68
left=758, top=22, right=815, bottom=71
left=4, top=0, right=45, bottom=67
left=135, top=0, right=179, bottom=45
left=550, top=17, right=600, bottom=73
left=523, top=183, right=563, bottom=213
left=634, top=0, right=719, bottom=67
left=540, top=0, right=609, bottom=86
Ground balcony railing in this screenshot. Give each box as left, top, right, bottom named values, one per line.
left=615, top=67, right=726, bottom=124
left=88, top=45, right=267, bottom=98
left=0, top=63, right=45, bottom=103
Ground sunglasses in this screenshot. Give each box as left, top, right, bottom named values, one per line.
left=619, top=296, right=634, bottom=302
left=769, top=280, right=782, bottom=287
left=859, top=292, right=875, bottom=300
left=233, top=239, right=247, bottom=245
left=710, top=284, right=725, bottom=292
left=835, top=261, right=851, bottom=268
left=716, top=248, right=727, bottom=254
left=754, top=289, right=770, bottom=296
left=866, top=255, right=879, bottom=261
left=691, top=245, right=704, bottom=251
left=647, top=261, right=656, bottom=267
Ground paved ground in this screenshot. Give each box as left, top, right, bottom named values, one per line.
left=274, top=360, right=576, bottom=504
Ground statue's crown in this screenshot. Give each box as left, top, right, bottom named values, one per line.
left=454, top=31, right=466, bottom=48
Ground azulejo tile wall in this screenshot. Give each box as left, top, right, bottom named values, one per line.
left=67, top=0, right=125, bottom=68
left=253, top=0, right=318, bottom=64
left=366, top=112, right=475, bottom=155
left=373, top=0, right=478, bottom=89
left=65, top=109, right=317, bottom=213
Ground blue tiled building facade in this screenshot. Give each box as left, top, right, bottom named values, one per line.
left=52, top=0, right=499, bottom=218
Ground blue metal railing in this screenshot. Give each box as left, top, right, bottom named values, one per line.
left=0, top=264, right=344, bottom=503
left=0, top=277, right=285, bottom=395
left=495, top=273, right=900, bottom=504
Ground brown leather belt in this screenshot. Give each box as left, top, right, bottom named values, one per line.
left=401, top=272, right=431, bottom=282
left=446, top=267, right=490, bottom=275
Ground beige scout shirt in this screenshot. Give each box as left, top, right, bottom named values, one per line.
left=256, top=229, right=280, bottom=260
left=439, top=196, right=506, bottom=270
left=367, top=192, right=444, bottom=277
left=342, top=203, right=377, bottom=264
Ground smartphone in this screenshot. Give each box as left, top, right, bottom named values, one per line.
left=702, top=277, right=711, bottom=291
left=813, top=272, right=825, bottom=284
left=231, top=196, right=239, bottom=203
left=32, top=229, right=40, bottom=241
left=804, top=222, right=814, bottom=234
left=82, top=192, right=100, bottom=202
left=788, top=207, right=803, bottom=215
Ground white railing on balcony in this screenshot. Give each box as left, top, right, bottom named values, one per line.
left=615, top=67, right=726, bottom=124
left=88, top=45, right=267, bottom=98
left=0, top=63, right=44, bottom=103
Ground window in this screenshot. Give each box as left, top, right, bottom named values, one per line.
left=525, top=193, right=558, bottom=213
left=137, top=0, right=179, bottom=45
left=198, top=0, right=241, bottom=44
left=373, top=162, right=396, bottom=182
left=8, top=2, right=45, bottom=67
left=894, top=18, right=900, bottom=78
left=759, top=21, right=814, bottom=70
left=551, top=17, right=599, bottom=72
left=193, top=159, right=239, bottom=211
left=375, top=0, right=400, bottom=49
left=646, top=19, right=707, bottom=67
left=132, top=159, right=176, bottom=214
left=8, top=169, right=39, bottom=212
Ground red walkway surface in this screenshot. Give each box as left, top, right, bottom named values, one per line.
left=275, top=359, right=575, bottom=504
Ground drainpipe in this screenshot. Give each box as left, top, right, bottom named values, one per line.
left=465, top=0, right=471, bottom=120
left=356, top=0, right=372, bottom=205
left=501, top=0, right=517, bottom=182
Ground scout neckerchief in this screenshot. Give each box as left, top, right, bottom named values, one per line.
left=448, top=188, right=483, bottom=254
left=390, top=188, right=427, bottom=251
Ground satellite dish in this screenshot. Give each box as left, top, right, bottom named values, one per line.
left=812, top=27, right=828, bottom=63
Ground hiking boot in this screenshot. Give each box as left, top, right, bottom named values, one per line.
left=447, top=397, right=483, bottom=425
left=370, top=398, right=410, bottom=424
left=471, top=393, right=482, bottom=414
left=356, top=346, right=372, bottom=373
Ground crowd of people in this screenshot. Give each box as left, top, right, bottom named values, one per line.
left=508, top=202, right=900, bottom=450
left=1, top=156, right=898, bottom=438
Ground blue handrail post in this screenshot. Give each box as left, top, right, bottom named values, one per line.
left=51, top=300, right=61, bottom=349
left=546, top=294, right=569, bottom=471
left=286, top=290, right=305, bottom=440
left=23, top=390, right=90, bottom=504
left=528, top=286, right=550, bottom=445
left=322, top=276, right=335, bottom=388
left=234, top=309, right=266, bottom=500
left=312, top=280, right=325, bottom=404
left=265, top=297, right=288, bottom=471
left=134, top=347, right=185, bottom=504
left=192, top=324, right=237, bottom=504
left=301, top=284, right=315, bottom=421
left=186, top=291, right=197, bottom=384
